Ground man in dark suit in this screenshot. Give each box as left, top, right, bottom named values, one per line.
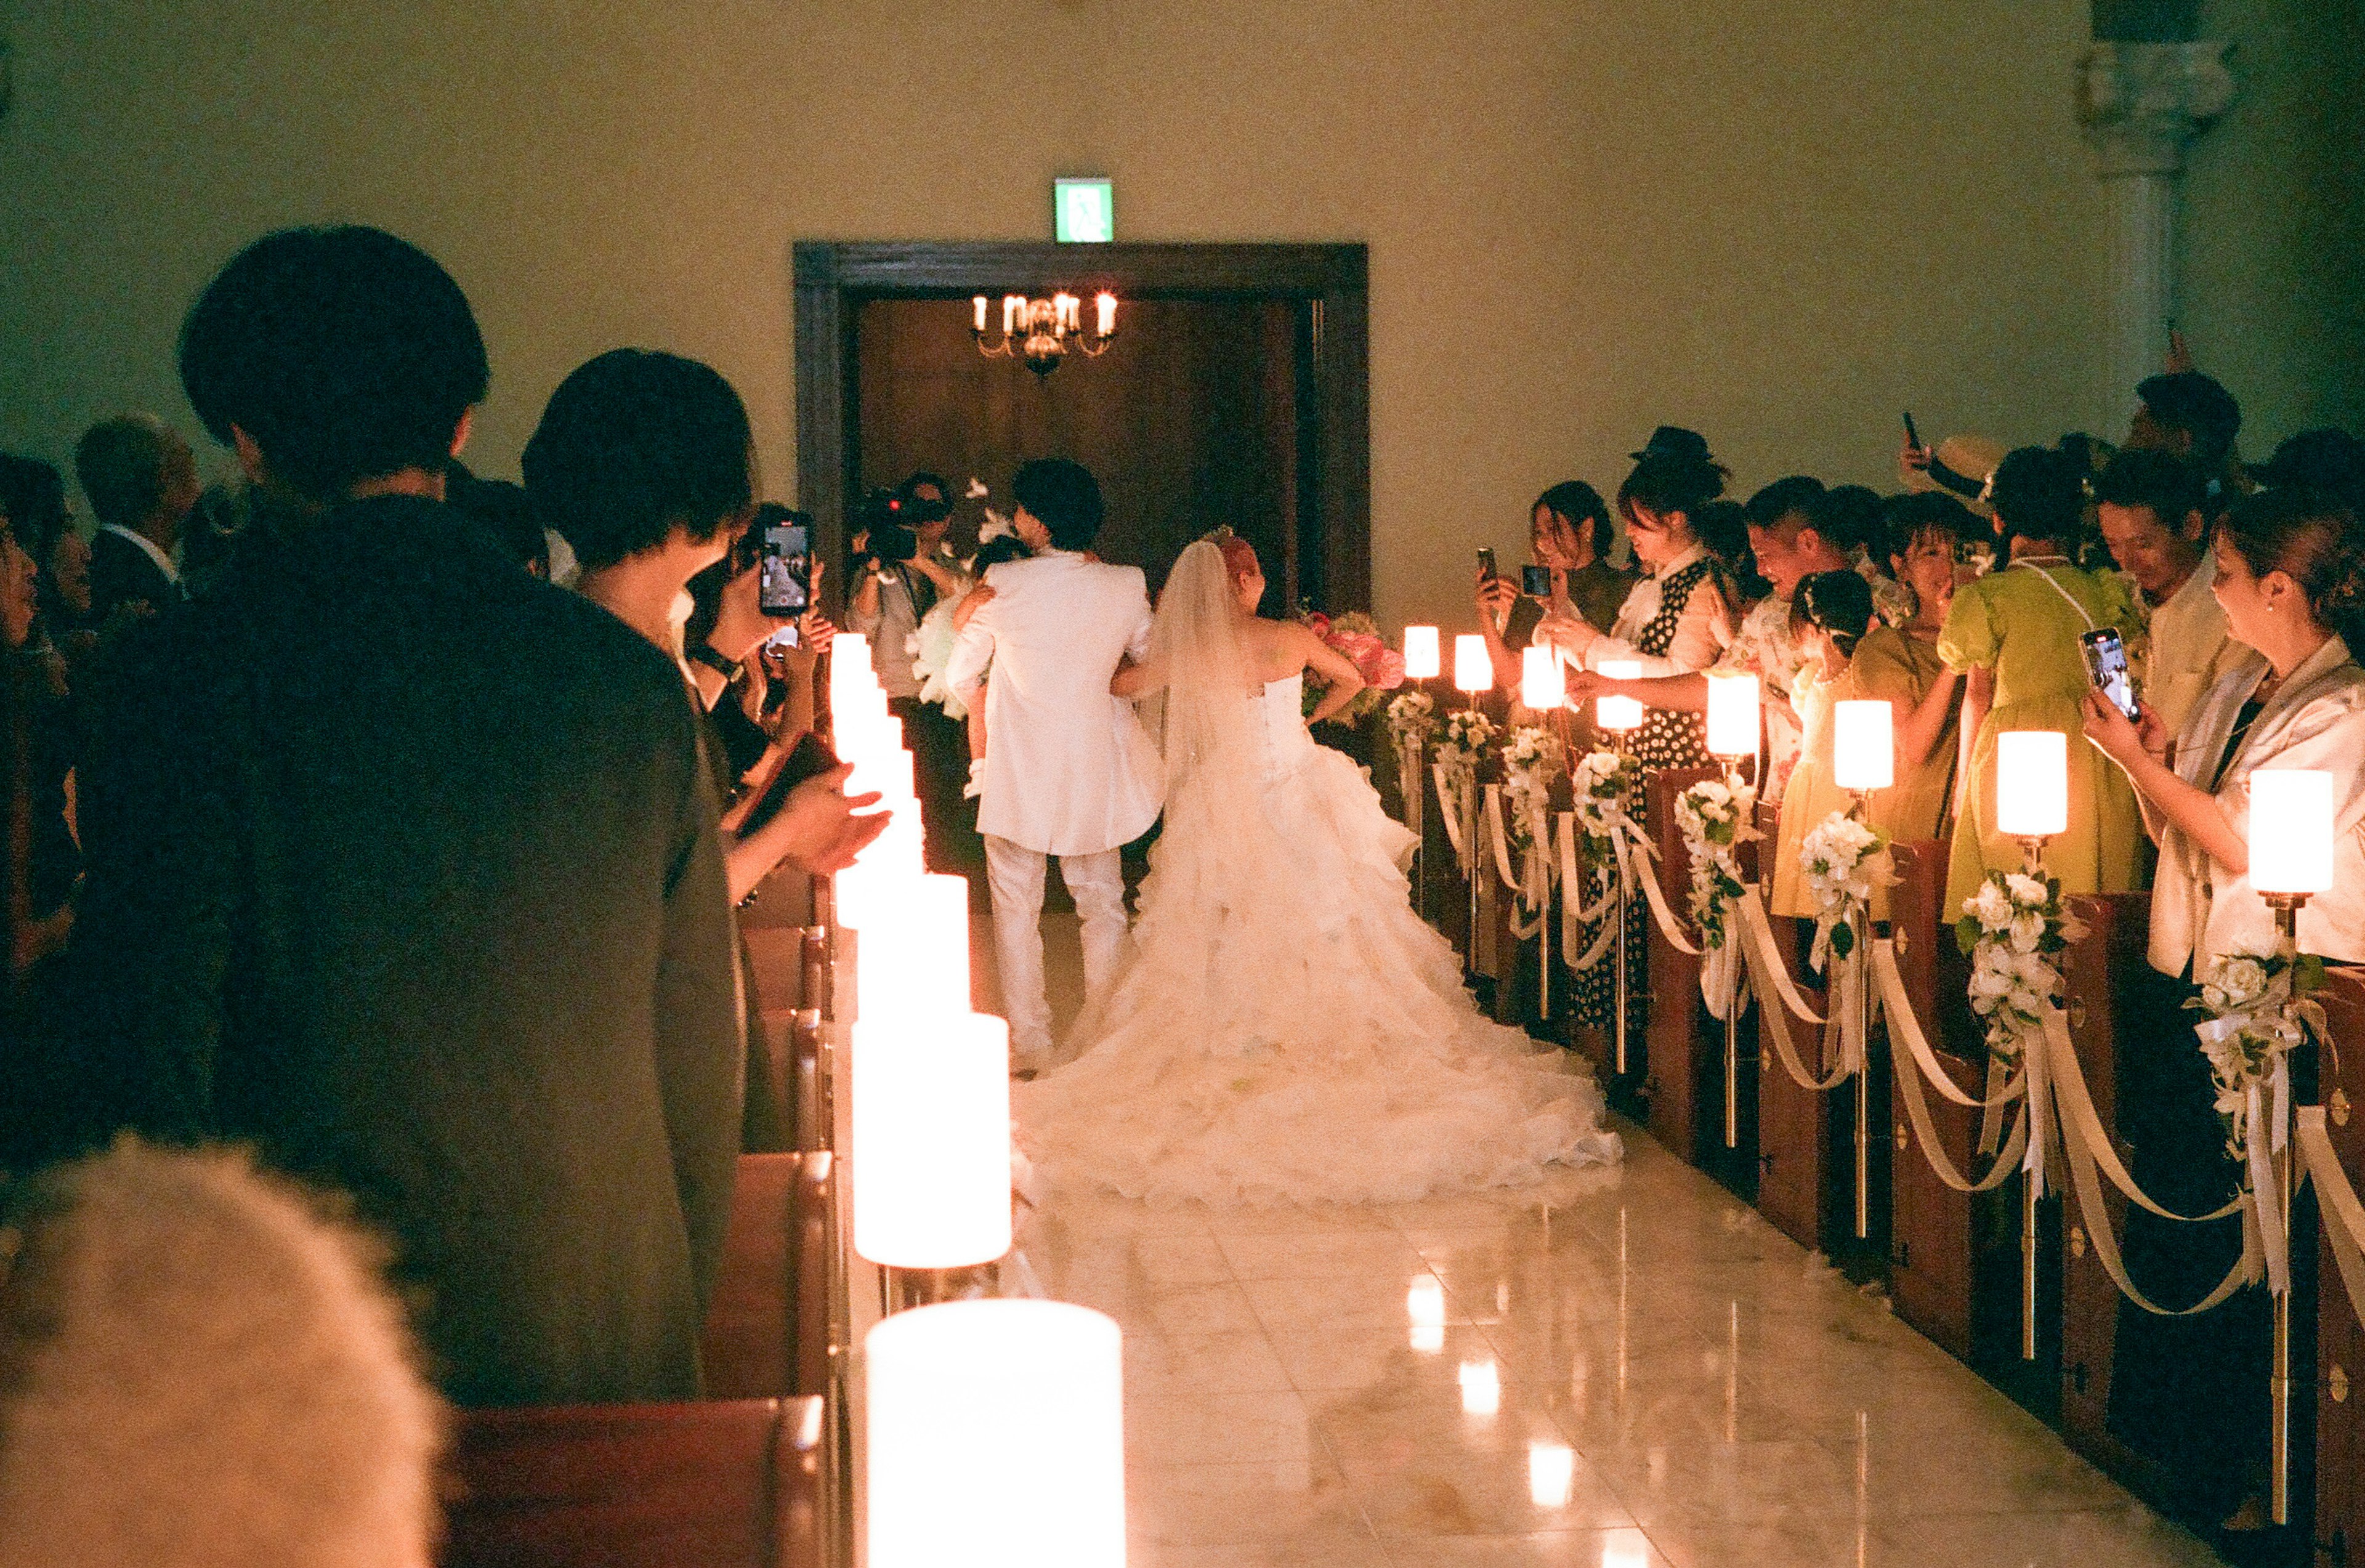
left=59, top=226, right=746, bottom=1408
left=73, top=413, right=198, bottom=623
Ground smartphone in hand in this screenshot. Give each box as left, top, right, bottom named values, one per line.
left=1520, top=564, right=1552, bottom=598
left=2080, top=628, right=2140, bottom=721
left=1476, top=547, right=1499, bottom=583
left=1902, top=411, right=1922, bottom=451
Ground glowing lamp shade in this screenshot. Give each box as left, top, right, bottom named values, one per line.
left=1596, top=658, right=1644, bottom=732
left=1453, top=634, right=1492, bottom=694
left=1404, top=626, right=1441, bottom=681
left=1833, top=700, right=1894, bottom=792
left=866, top=1300, right=1125, bottom=1568
left=854, top=872, right=971, bottom=1020
left=1704, top=672, right=1760, bottom=759
left=851, top=1012, right=1011, bottom=1268
left=1521, top=645, right=1565, bottom=710
left=2250, top=769, right=2335, bottom=895
left=1994, top=730, right=2068, bottom=839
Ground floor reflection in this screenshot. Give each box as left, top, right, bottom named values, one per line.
left=1023, top=1118, right=2228, bottom=1568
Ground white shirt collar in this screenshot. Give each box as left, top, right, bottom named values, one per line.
left=100, top=523, right=180, bottom=585
left=1649, top=541, right=1708, bottom=580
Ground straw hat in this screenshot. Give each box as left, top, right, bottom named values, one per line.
left=1901, top=434, right=2006, bottom=515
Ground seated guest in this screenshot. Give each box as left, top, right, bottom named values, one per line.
left=73, top=414, right=198, bottom=623
left=1474, top=480, right=1632, bottom=695
left=1938, top=445, right=2143, bottom=911
left=60, top=226, right=745, bottom=1407
left=0, top=1141, right=440, bottom=1568
left=2080, top=485, right=2365, bottom=1534
left=2095, top=447, right=2240, bottom=737
left=528, top=348, right=886, bottom=904
left=2127, top=368, right=2246, bottom=512
left=1768, top=571, right=1955, bottom=921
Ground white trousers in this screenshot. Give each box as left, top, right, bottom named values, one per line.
left=984, top=835, right=1126, bottom=1058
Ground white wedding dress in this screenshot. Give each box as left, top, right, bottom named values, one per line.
left=1014, top=543, right=1620, bottom=1207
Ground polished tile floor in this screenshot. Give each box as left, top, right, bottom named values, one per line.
left=1021, top=1123, right=2229, bottom=1568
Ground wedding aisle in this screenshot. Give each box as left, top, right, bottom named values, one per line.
left=1020, top=1126, right=2230, bottom=1568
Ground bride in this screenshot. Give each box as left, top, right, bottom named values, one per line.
left=1014, top=532, right=1620, bottom=1206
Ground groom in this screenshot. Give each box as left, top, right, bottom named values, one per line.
left=947, top=458, right=1163, bottom=1071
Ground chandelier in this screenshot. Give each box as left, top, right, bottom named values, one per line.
left=971, top=291, right=1117, bottom=378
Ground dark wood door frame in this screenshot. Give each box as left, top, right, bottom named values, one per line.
left=792, top=241, right=1370, bottom=611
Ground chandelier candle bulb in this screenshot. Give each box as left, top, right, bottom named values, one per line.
left=851, top=1011, right=1013, bottom=1269
left=1833, top=700, right=1894, bottom=792
left=1403, top=625, right=1441, bottom=681
left=2250, top=769, right=2335, bottom=896
left=865, top=1301, right=1126, bottom=1568
left=1704, top=671, right=1760, bottom=759
left=1453, top=634, right=1492, bottom=694
left=1521, top=644, right=1565, bottom=710
left=1095, top=290, right=1117, bottom=337
left=1597, top=658, right=1644, bottom=732
left=1003, top=295, right=1024, bottom=337
left=972, top=295, right=988, bottom=333
left=1995, top=730, right=2069, bottom=839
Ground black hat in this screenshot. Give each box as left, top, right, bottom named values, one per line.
left=2250, top=428, right=2364, bottom=495
left=1630, top=425, right=1713, bottom=465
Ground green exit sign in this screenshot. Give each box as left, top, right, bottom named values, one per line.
left=1054, top=178, right=1114, bottom=243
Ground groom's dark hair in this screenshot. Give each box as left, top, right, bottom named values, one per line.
left=1012, top=458, right=1104, bottom=551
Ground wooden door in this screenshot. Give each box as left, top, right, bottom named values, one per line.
left=2314, top=969, right=2365, bottom=1568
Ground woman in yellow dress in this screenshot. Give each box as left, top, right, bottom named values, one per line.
left=1938, top=447, right=2143, bottom=912
left=1771, top=567, right=1959, bottom=921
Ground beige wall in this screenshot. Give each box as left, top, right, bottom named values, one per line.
left=0, top=0, right=2128, bottom=629
left=2181, top=0, right=2365, bottom=455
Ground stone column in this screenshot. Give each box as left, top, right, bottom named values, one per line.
left=2076, top=40, right=2235, bottom=424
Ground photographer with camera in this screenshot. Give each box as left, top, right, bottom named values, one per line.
left=847, top=471, right=975, bottom=870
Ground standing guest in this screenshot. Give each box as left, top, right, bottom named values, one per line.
left=1474, top=480, right=1632, bottom=695
left=55, top=227, right=745, bottom=1408
left=73, top=414, right=198, bottom=624
left=849, top=472, right=973, bottom=870
left=447, top=467, right=549, bottom=579
left=2080, top=486, right=2365, bottom=1537
left=2249, top=427, right=2364, bottom=502
left=1938, top=447, right=2143, bottom=912
left=2127, top=370, right=2246, bottom=512
left=0, top=456, right=92, bottom=642
left=1768, top=571, right=1956, bottom=920
left=2095, top=448, right=2240, bottom=737
left=1815, top=483, right=1914, bottom=629
left=1536, top=428, right=1733, bottom=1055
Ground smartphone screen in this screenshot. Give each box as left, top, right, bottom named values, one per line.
left=1520, top=564, right=1552, bottom=598
left=766, top=622, right=801, bottom=652
left=2080, top=629, right=2138, bottom=721
left=759, top=521, right=810, bottom=617
left=1476, top=547, right=1498, bottom=583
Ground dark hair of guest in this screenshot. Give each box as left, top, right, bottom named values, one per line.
left=1789, top=569, right=1875, bottom=657
left=0, top=455, right=70, bottom=571
left=1617, top=448, right=1728, bottom=527
left=73, top=418, right=184, bottom=531
left=177, top=226, right=489, bottom=501
left=2218, top=487, right=2365, bottom=644
left=1011, top=459, right=1105, bottom=552
left=1987, top=446, right=2085, bottom=551
left=449, top=475, right=549, bottom=578
left=1530, top=480, right=1612, bottom=558
left=522, top=349, right=754, bottom=573
left=1744, top=475, right=1825, bottom=531
left=2093, top=448, right=2205, bottom=533
left=1809, top=485, right=1885, bottom=559
left=1880, top=491, right=1979, bottom=557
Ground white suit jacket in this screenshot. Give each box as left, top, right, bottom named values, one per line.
left=2148, top=634, right=2365, bottom=975
left=947, top=549, right=1164, bottom=856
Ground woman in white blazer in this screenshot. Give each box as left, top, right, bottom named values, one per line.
left=2080, top=483, right=2365, bottom=1535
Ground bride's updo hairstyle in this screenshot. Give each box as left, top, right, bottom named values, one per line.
left=2218, top=485, right=2365, bottom=646
left=1215, top=531, right=1261, bottom=587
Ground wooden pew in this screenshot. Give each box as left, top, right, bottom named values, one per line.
left=700, top=1151, right=836, bottom=1402
left=1642, top=765, right=1724, bottom=1166
left=2056, top=892, right=2153, bottom=1466
left=1755, top=799, right=1835, bottom=1249
left=442, top=1394, right=827, bottom=1568
left=2314, top=968, right=2365, bottom=1568
left=1886, top=839, right=2006, bottom=1363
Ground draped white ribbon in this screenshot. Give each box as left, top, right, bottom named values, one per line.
left=2297, top=1105, right=2365, bottom=1332
left=1434, top=761, right=1476, bottom=872
left=1395, top=736, right=1425, bottom=843
left=1484, top=784, right=1551, bottom=941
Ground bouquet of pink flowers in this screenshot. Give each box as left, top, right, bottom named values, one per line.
left=1297, top=610, right=1407, bottom=723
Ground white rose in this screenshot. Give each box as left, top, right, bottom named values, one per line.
left=2007, top=911, right=2045, bottom=954
left=2004, top=872, right=2048, bottom=907
left=2217, top=956, right=2269, bottom=1007
left=1969, top=963, right=2015, bottom=1000
left=1968, top=883, right=2012, bottom=929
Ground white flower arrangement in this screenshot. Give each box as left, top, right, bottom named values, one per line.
left=1385, top=689, right=1438, bottom=751
left=1799, top=810, right=1889, bottom=966
left=2188, top=947, right=2324, bottom=1162
left=1437, top=708, right=1498, bottom=778
left=1500, top=725, right=1563, bottom=919
left=1673, top=777, right=1755, bottom=950
left=1568, top=748, right=1642, bottom=864
left=1955, top=868, right=2083, bottom=1062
